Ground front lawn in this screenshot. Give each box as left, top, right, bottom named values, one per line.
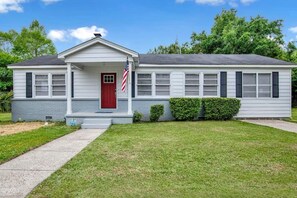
left=0, top=113, right=11, bottom=124
left=30, top=121, right=297, bottom=197
left=0, top=122, right=78, bottom=164
left=292, top=108, right=297, bottom=122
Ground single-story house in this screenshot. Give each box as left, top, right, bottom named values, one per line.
left=8, top=34, right=296, bottom=127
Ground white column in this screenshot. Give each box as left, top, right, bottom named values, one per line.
left=66, top=63, right=72, bottom=115
left=127, top=61, right=133, bottom=115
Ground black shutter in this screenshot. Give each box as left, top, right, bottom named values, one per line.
left=132, top=71, right=135, bottom=98
left=71, top=72, right=74, bottom=98
left=220, top=71, right=227, bottom=97
left=26, top=72, right=32, bottom=98
left=236, top=71, right=242, bottom=98
left=272, top=72, right=279, bottom=98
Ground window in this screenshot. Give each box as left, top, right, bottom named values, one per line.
left=185, top=74, right=199, bottom=96
left=203, top=74, right=218, bottom=96
left=103, top=75, right=114, bottom=83
left=243, top=73, right=257, bottom=97
left=35, top=75, right=49, bottom=96
left=137, top=73, right=152, bottom=96
left=52, top=74, right=66, bottom=96
left=156, top=73, right=170, bottom=96
left=258, top=73, right=271, bottom=98
left=242, top=73, right=272, bottom=98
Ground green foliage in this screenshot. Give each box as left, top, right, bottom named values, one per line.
left=202, top=98, right=241, bottom=120
left=169, top=98, right=201, bottom=121
left=12, top=20, right=56, bottom=60
left=0, top=91, right=13, bottom=112
left=0, top=52, right=19, bottom=92
left=0, top=20, right=56, bottom=92
left=0, top=123, right=78, bottom=164
left=150, top=104, right=164, bottom=122
left=133, top=111, right=143, bottom=123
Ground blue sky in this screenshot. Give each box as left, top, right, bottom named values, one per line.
left=1, top=0, right=297, bottom=53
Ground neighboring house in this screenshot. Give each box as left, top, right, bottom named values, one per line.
left=8, top=34, right=296, bottom=126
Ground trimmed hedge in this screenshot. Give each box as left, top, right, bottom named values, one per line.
left=150, top=104, right=164, bottom=122
left=133, top=111, right=143, bottom=122
left=169, top=98, right=201, bottom=121
left=202, top=98, right=241, bottom=120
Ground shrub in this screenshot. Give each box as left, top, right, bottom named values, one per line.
left=0, top=91, right=13, bottom=112
left=169, top=98, right=201, bottom=121
left=202, top=98, right=241, bottom=120
left=133, top=111, right=143, bottom=122
left=150, top=104, right=164, bottom=122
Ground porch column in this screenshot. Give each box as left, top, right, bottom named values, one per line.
left=66, top=63, right=72, bottom=115
left=127, top=61, right=133, bottom=115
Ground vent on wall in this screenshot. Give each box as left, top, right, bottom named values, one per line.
left=45, top=116, right=53, bottom=121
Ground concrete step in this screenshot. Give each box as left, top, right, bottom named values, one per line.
left=83, top=119, right=112, bottom=125
left=81, top=123, right=111, bottom=129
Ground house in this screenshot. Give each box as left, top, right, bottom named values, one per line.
left=8, top=34, right=296, bottom=127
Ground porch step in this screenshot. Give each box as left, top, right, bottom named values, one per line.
left=81, top=119, right=111, bottom=129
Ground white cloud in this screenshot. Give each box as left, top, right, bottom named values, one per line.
left=0, top=0, right=27, bottom=13
left=69, top=26, right=108, bottom=42
left=240, top=0, right=256, bottom=5
left=41, top=0, right=61, bottom=5
left=47, top=26, right=108, bottom=42
left=176, top=0, right=256, bottom=6
left=195, top=0, right=225, bottom=5
left=289, top=27, right=297, bottom=34
left=47, top=30, right=66, bottom=41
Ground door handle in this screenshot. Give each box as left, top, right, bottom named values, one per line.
left=115, top=88, right=117, bottom=96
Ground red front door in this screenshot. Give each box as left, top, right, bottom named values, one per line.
left=101, top=73, right=116, bottom=108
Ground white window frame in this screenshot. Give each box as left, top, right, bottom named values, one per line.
left=33, top=73, right=50, bottom=98
left=136, top=72, right=153, bottom=97
left=51, top=73, right=67, bottom=98
left=203, top=73, right=220, bottom=97
left=242, top=72, right=272, bottom=99
left=33, top=73, right=67, bottom=98
left=258, top=73, right=272, bottom=98
left=155, top=72, right=171, bottom=97
left=184, top=73, right=200, bottom=97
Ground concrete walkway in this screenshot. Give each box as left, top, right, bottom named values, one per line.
left=243, top=120, right=297, bottom=133
left=0, top=129, right=106, bottom=198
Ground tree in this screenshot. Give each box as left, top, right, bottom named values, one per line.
left=149, top=9, right=285, bottom=59
left=148, top=40, right=191, bottom=54
left=11, top=20, right=56, bottom=60
left=0, top=20, right=57, bottom=93
left=0, top=52, right=19, bottom=92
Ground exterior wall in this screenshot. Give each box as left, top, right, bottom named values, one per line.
left=65, top=43, right=128, bottom=63
left=13, top=68, right=66, bottom=99
left=11, top=98, right=171, bottom=122
left=135, top=67, right=292, bottom=118
left=12, top=66, right=292, bottom=121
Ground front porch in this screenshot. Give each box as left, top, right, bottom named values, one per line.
left=57, top=35, right=138, bottom=127
left=66, top=112, right=133, bottom=126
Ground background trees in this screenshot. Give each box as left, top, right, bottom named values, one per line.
left=149, top=9, right=297, bottom=106
left=0, top=20, right=56, bottom=112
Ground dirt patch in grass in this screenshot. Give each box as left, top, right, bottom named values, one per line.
left=0, top=122, right=51, bottom=136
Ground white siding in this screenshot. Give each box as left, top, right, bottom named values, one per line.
left=13, top=69, right=66, bottom=98
left=13, top=64, right=128, bottom=99
left=136, top=67, right=292, bottom=118
left=65, top=43, right=128, bottom=63
left=74, top=64, right=127, bottom=99
left=170, top=72, right=184, bottom=97
left=236, top=69, right=291, bottom=118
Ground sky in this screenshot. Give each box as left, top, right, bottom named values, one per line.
left=1, top=0, right=297, bottom=53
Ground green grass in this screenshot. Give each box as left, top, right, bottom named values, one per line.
left=30, top=121, right=297, bottom=198
left=0, top=123, right=78, bottom=164
left=292, top=108, right=297, bottom=122
left=0, top=112, right=11, bottom=124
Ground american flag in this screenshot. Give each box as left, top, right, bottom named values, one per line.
left=121, top=59, right=129, bottom=92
